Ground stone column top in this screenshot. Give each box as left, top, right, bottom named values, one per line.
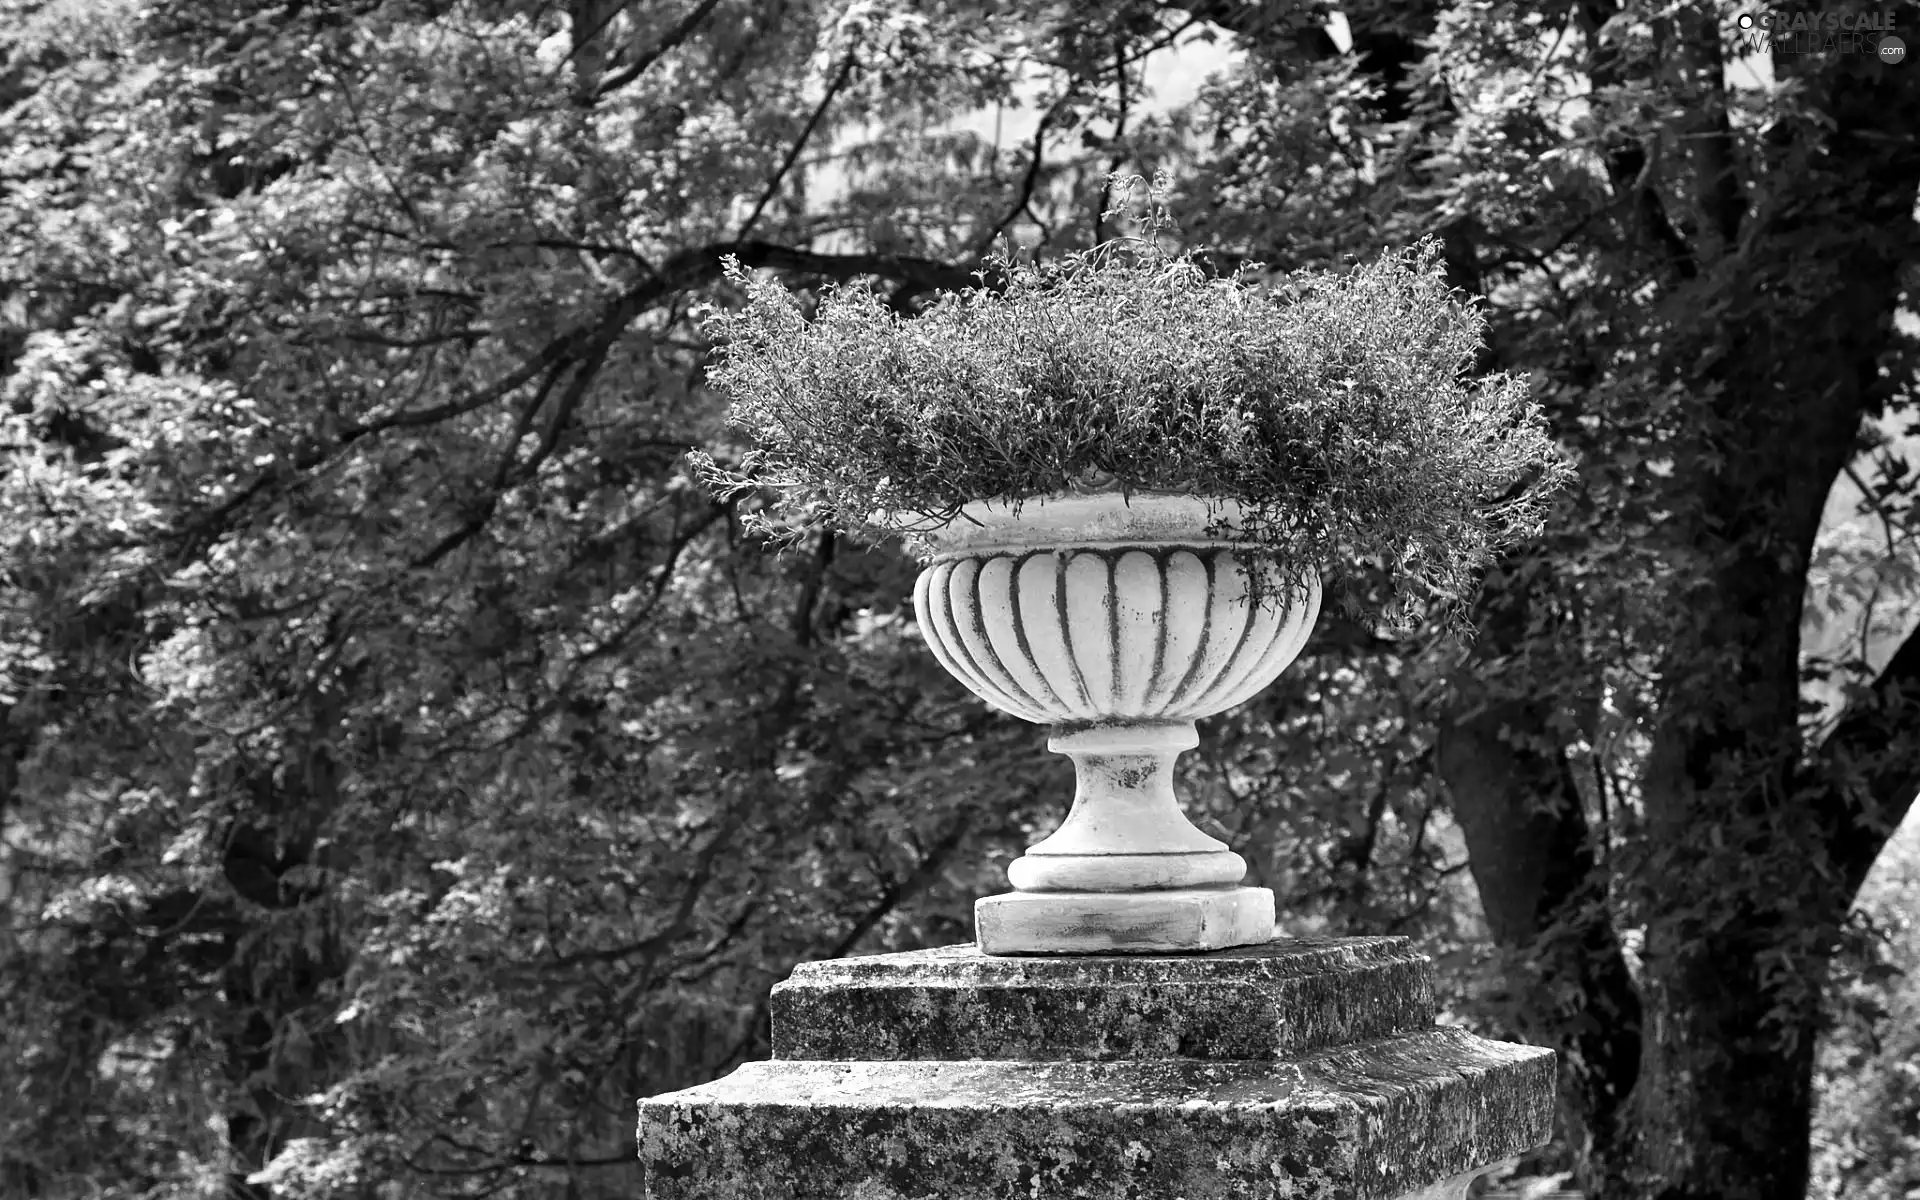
left=772, top=935, right=1437, bottom=1063
left=785, top=935, right=1419, bottom=985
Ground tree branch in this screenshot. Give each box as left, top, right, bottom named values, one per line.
left=1673, top=1, right=1742, bottom=258
left=593, top=0, right=726, bottom=100
left=548, top=811, right=740, bottom=973
left=976, top=101, right=1061, bottom=257
left=823, top=813, right=974, bottom=962
left=507, top=339, right=611, bottom=486
left=789, top=531, right=836, bottom=647
left=132, top=231, right=966, bottom=658
left=738, top=55, right=856, bottom=242
left=166, top=240, right=976, bottom=569
left=718, top=813, right=976, bottom=1069
left=1574, top=0, right=1698, bottom=278
left=492, top=360, right=570, bottom=490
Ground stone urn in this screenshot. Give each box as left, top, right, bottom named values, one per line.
left=911, top=493, right=1320, bottom=954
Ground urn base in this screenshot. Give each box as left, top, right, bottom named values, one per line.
left=974, top=885, right=1276, bottom=955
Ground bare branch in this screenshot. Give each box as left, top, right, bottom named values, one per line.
left=976, top=101, right=1062, bottom=257
left=716, top=813, right=976, bottom=1068
left=318, top=328, right=489, bottom=349
left=821, top=813, right=974, bottom=962
left=738, top=55, right=857, bottom=242
left=492, top=360, right=571, bottom=489
left=508, top=340, right=612, bottom=486
left=594, top=0, right=727, bottom=99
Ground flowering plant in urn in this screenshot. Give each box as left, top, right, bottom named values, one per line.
left=691, top=175, right=1570, bottom=953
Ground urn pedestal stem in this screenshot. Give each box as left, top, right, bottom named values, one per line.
left=1007, top=722, right=1244, bottom=892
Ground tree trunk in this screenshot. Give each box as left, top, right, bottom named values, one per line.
left=1621, top=41, right=1920, bottom=1188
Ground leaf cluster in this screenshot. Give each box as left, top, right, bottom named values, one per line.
left=693, top=177, right=1571, bottom=629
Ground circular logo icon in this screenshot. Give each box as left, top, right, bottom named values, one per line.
left=1737, top=11, right=1755, bottom=26
left=1882, top=33, right=1907, bottom=63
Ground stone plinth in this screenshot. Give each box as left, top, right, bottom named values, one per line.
left=771, top=937, right=1434, bottom=1062
left=975, top=883, right=1277, bottom=955
left=638, top=937, right=1556, bottom=1199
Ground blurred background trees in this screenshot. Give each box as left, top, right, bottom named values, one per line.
left=1, top=0, right=1916, bottom=1197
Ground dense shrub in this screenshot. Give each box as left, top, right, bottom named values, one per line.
left=693, top=177, right=1570, bottom=628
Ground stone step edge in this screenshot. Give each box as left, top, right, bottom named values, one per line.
left=779, top=935, right=1424, bottom=986
left=639, top=1029, right=1556, bottom=1200
left=654, top=1028, right=1552, bottom=1109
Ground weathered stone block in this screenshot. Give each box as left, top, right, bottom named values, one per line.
left=639, top=938, right=1557, bottom=1199
left=639, top=1029, right=1555, bottom=1199
left=772, top=937, right=1435, bottom=1062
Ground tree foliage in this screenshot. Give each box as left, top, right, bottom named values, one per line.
left=1812, top=824, right=1920, bottom=1200
left=1, top=1, right=1916, bottom=1199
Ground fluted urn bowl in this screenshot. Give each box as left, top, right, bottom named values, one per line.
left=910, top=493, right=1321, bottom=953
